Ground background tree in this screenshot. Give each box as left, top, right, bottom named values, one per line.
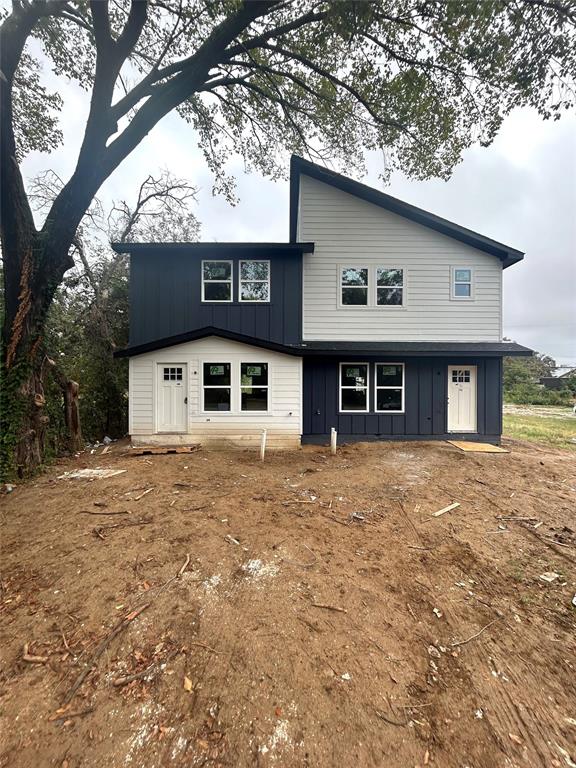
left=1, top=0, right=575, bottom=477
left=36, top=170, right=200, bottom=454
left=502, top=345, right=575, bottom=406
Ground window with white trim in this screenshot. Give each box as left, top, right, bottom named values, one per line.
left=341, top=267, right=368, bottom=305
left=202, top=261, right=232, bottom=302
left=239, top=261, right=270, bottom=302
left=452, top=267, right=473, bottom=299
left=240, top=363, right=268, bottom=411
left=375, top=364, right=405, bottom=413
left=203, top=363, right=231, bottom=411
left=377, top=268, right=404, bottom=306
left=339, top=363, right=369, bottom=412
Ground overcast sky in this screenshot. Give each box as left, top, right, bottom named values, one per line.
left=21, top=69, right=576, bottom=367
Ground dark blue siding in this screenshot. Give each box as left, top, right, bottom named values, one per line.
left=129, top=249, right=302, bottom=346
left=302, top=356, right=503, bottom=443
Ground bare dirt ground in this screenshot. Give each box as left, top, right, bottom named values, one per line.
left=1, top=438, right=575, bottom=768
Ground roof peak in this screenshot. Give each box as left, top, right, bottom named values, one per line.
left=289, top=155, right=524, bottom=268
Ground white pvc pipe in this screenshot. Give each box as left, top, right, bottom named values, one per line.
left=260, top=429, right=267, bottom=461
left=330, top=427, right=337, bottom=455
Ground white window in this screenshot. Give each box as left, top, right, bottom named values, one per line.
left=202, top=260, right=232, bottom=302
left=240, top=363, right=269, bottom=411
left=451, top=267, right=473, bottom=299
left=375, top=363, right=405, bottom=413
left=341, top=267, right=368, bottom=305
left=239, top=261, right=270, bottom=302
left=377, top=268, right=404, bottom=306
left=202, top=363, right=231, bottom=411
left=339, top=363, right=369, bottom=412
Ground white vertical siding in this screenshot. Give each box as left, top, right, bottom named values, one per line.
left=298, top=174, right=503, bottom=342
left=129, top=336, right=302, bottom=447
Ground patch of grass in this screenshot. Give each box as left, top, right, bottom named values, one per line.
left=503, top=412, right=576, bottom=450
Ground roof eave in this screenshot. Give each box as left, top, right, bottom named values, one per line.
left=111, top=241, right=315, bottom=255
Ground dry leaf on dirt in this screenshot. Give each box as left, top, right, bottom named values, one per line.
left=183, top=675, right=193, bottom=692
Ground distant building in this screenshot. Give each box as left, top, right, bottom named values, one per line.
left=540, top=369, right=576, bottom=390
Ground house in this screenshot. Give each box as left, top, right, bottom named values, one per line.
left=114, top=156, right=532, bottom=447
left=540, top=369, right=576, bottom=390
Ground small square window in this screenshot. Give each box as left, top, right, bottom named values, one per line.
left=452, top=267, right=473, bottom=299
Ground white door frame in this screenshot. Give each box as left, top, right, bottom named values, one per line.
left=155, top=363, right=188, bottom=433
left=447, top=364, right=477, bottom=433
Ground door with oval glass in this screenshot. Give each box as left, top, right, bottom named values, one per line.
left=157, top=364, right=187, bottom=432
left=447, top=365, right=477, bottom=432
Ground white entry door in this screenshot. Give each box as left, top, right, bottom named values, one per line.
left=447, top=365, right=477, bottom=432
left=157, top=364, right=187, bottom=432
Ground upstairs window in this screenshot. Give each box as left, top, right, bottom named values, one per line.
left=203, top=363, right=231, bottom=411
left=375, top=364, right=405, bottom=412
left=202, top=261, right=232, bottom=302
left=377, top=268, right=404, bottom=306
left=241, top=363, right=269, bottom=411
left=452, top=267, right=473, bottom=299
left=341, top=267, right=368, bottom=305
left=339, top=363, right=369, bottom=412
left=240, top=260, right=270, bottom=302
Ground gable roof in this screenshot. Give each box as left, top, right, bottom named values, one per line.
left=289, top=155, right=524, bottom=268
left=115, top=326, right=532, bottom=359
left=114, top=326, right=304, bottom=358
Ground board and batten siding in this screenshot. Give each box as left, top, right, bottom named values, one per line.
left=302, top=356, right=502, bottom=443
left=129, top=336, right=302, bottom=448
left=297, top=174, right=503, bottom=342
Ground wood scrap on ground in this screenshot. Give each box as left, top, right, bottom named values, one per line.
left=129, top=445, right=200, bottom=456
left=431, top=502, right=460, bottom=518
left=58, top=469, right=127, bottom=480
left=448, top=441, right=509, bottom=454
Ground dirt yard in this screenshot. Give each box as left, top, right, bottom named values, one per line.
left=1, top=438, right=575, bottom=768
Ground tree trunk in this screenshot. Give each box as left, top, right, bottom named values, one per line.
left=46, top=356, right=83, bottom=454
left=0, top=237, right=69, bottom=479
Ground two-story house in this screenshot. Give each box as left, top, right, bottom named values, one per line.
left=114, top=155, right=532, bottom=447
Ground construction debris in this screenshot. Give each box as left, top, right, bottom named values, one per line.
left=129, top=445, right=200, bottom=456
left=58, top=468, right=127, bottom=480
left=431, top=502, right=460, bottom=518
left=539, top=572, right=561, bottom=583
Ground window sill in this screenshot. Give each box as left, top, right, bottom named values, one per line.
left=200, top=411, right=273, bottom=417
left=201, top=300, right=271, bottom=305
left=336, top=304, right=407, bottom=311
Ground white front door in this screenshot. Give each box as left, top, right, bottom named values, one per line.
left=157, top=364, right=187, bottom=432
left=447, top=365, right=477, bottom=432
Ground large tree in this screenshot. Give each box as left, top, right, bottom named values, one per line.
left=1, top=0, right=575, bottom=477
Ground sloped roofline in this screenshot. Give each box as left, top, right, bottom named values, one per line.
left=289, top=155, right=524, bottom=268
left=114, top=326, right=532, bottom=358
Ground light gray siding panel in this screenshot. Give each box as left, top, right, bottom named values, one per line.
left=128, top=336, right=302, bottom=443
left=298, top=175, right=503, bottom=341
